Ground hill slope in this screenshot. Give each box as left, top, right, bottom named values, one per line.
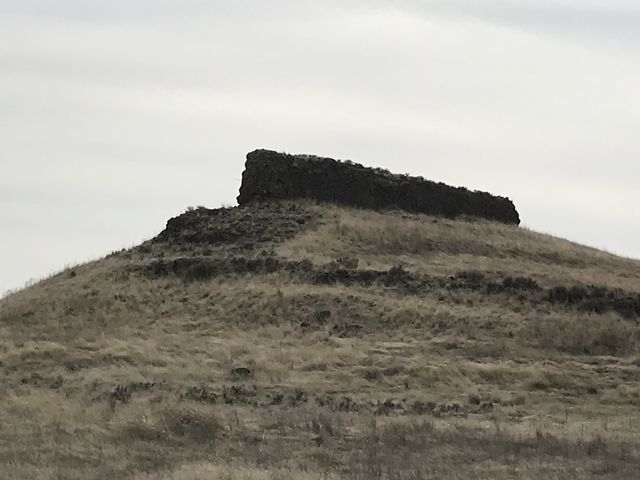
left=1, top=201, right=640, bottom=479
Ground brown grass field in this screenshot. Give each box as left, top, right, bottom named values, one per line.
left=1, top=201, right=640, bottom=479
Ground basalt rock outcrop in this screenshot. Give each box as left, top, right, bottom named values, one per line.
left=237, top=150, right=520, bottom=225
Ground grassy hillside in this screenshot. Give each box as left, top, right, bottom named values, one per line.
left=1, top=201, right=640, bottom=479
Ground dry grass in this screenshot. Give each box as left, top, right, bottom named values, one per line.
left=278, top=204, right=640, bottom=290
left=1, top=202, right=640, bottom=478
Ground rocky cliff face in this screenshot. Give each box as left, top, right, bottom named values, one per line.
left=237, top=150, right=520, bottom=225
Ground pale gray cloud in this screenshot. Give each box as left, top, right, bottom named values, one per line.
left=1, top=0, right=639, bottom=294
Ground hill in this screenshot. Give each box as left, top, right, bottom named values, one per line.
left=1, top=200, right=640, bottom=479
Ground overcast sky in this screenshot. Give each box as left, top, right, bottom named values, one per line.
left=1, top=0, right=639, bottom=294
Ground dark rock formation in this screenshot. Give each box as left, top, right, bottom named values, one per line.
left=153, top=202, right=316, bottom=249
left=142, top=255, right=640, bottom=320
left=237, top=149, right=520, bottom=225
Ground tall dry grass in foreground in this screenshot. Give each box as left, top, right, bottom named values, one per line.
left=1, top=201, right=639, bottom=479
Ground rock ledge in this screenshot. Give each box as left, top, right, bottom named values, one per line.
left=237, top=149, right=520, bottom=225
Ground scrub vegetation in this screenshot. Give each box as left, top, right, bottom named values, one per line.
left=1, top=201, right=640, bottom=479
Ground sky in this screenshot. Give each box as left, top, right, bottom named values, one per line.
left=1, top=0, right=639, bottom=295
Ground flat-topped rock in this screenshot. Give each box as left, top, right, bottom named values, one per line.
left=237, top=149, right=520, bottom=225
